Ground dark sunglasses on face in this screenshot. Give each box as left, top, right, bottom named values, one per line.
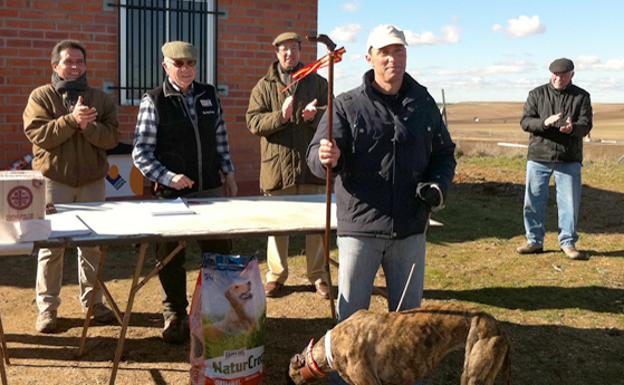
left=170, top=59, right=197, bottom=68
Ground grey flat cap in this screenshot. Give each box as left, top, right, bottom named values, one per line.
left=162, top=41, right=198, bottom=60
left=272, top=32, right=303, bottom=47
left=549, top=58, right=574, bottom=73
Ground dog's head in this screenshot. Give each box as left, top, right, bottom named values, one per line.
left=225, top=280, right=252, bottom=302
left=286, top=353, right=309, bottom=385
left=286, top=339, right=326, bottom=385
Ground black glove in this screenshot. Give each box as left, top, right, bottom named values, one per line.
left=416, top=182, right=443, bottom=211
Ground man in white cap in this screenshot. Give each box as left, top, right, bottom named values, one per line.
left=307, top=25, right=456, bottom=384
left=132, top=41, right=238, bottom=343
left=246, top=32, right=330, bottom=299
left=517, top=58, right=592, bottom=260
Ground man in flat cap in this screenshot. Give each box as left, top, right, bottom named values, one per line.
left=518, top=58, right=592, bottom=260
left=246, top=32, right=330, bottom=299
left=307, top=25, right=455, bottom=385
left=132, top=41, right=237, bottom=343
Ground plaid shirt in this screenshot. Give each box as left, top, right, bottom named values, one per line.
left=132, top=79, right=234, bottom=187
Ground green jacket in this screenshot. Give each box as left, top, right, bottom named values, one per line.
left=23, top=84, right=119, bottom=187
left=246, top=61, right=328, bottom=192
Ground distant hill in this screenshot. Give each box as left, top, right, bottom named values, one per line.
left=444, top=102, right=624, bottom=142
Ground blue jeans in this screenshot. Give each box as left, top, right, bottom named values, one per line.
left=329, top=233, right=426, bottom=385
left=523, top=160, right=582, bottom=248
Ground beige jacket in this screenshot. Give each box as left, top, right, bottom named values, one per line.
left=23, top=84, right=119, bottom=187
left=246, top=61, right=327, bottom=192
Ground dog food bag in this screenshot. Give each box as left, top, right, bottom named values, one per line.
left=190, top=253, right=266, bottom=385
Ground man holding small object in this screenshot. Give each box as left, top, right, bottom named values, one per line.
left=517, top=58, right=593, bottom=260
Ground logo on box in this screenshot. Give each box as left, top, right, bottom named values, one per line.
left=7, top=186, right=33, bottom=210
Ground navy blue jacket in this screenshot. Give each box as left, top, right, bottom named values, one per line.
left=307, top=70, right=456, bottom=239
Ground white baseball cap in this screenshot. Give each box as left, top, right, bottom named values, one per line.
left=367, top=24, right=408, bottom=50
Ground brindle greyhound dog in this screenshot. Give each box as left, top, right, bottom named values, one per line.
left=287, top=303, right=511, bottom=385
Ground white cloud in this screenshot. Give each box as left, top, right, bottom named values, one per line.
left=492, top=15, right=545, bottom=37
left=430, top=60, right=533, bottom=78
left=342, top=1, right=359, bottom=12
left=574, top=55, right=601, bottom=70
left=330, top=23, right=362, bottom=43
left=599, top=58, right=624, bottom=70
left=441, top=25, right=461, bottom=43
left=573, top=55, right=624, bottom=71
left=481, top=61, right=533, bottom=75
left=404, top=24, right=461, bottom=45
left=348, top=53, right=364, bottom=61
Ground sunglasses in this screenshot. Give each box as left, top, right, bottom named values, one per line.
left=168, top=59, right=197, bottom=68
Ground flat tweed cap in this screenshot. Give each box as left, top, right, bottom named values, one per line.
left=162, top=41, right=198, bottom=60
left=272, top=32, right=303, bottom=47
left=549, top=58, right=574, bottom=73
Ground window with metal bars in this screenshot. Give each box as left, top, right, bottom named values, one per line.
left=116, top=0, right=219, bottom=105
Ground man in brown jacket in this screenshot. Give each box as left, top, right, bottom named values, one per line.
left=246, top=32, right=330, bottom=299
left=23, top=40, right=119, bottom=333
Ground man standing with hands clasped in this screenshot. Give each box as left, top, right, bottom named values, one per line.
left=246, top=32, right=330, bottom=299
left=24, top=39, right=119, bottom=333
left=517, top=58, right=593, bottom=260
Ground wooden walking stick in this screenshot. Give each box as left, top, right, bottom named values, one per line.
left=307, top=34, right=339, bottom=320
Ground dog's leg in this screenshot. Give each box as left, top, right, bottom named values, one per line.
left=342, top=372, right=383, bottom=385
left=461, top=336, right=509, bottom=385
left=500, top=343, right=512, bottom=385
left=461, top=317, right=481, bottom=385
left=340, top=356, right=384, bottom=385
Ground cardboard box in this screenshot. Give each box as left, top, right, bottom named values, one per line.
left=0, top=170, right=46, bottom=222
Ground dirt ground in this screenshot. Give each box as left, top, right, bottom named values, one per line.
left=0, top=239, right=341, bottom=385
left=1, top=104, right=623, bottom=385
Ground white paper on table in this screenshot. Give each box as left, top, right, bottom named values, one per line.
left=75, top=198, right=196, bottom=236
left=141, top=197, right=196, bottom=216
left=48, top=212, right=92, bottom=238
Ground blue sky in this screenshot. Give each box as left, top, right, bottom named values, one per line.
left=316, top=0, right=623, bottom=103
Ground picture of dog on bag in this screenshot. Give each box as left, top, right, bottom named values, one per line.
left=198, top=279, right=265, bottom=359
left=189, top=254, right=267, bottom=384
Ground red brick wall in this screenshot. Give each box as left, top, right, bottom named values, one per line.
left=0, top=0, right=318, bottom=195
left=218, top=0, right=319, bottom=194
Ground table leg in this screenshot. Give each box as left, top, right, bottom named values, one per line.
left=134, top=241, right=186, bottom=292
left=0, top=312, right=7, bottom=385
left=108, top=242, right=148, bottom=385
left=108, top=240, right=186, bottom=385
left=98, top=280, right=124, bottom=325
left=78, top=246, right=110, bottom=356
left=0, top=351, right=6, bottom=385
left=0, top=312, right=8, bottom=365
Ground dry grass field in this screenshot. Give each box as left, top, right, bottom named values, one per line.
left=446, top=101, right=624, bottom=142
left=445, top=102, right=624, bottom=162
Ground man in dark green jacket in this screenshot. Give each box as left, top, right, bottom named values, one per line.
left=517, top=58, right=592, bottom=260
left=246, top=32, right=330, bottom=299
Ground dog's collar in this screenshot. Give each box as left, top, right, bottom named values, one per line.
left=324, top=330, right=334, bottom=369
left=300, top=338, right=327, bottom=381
